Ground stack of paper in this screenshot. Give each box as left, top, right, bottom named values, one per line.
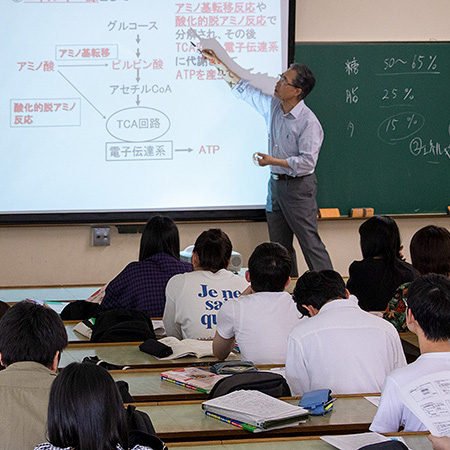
left=202, top=389, right=309, bottom=432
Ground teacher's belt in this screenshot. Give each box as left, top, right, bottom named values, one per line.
left=271, top=173, right=298, bottom=181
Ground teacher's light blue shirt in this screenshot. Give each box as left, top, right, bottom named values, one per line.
left=233, top=79, right=324, bottom=177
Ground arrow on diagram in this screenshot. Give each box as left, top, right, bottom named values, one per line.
left=58, top=70, right=106, bottom=119
left=175, top=148, right=194, bottom=153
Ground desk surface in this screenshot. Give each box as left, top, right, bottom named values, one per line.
left=64, top=320, right=166, bottom=344
left=65, top=322, right=90, bottom=343
left=60, top=343, right=240, bottom=369
left=0, top=286, right=101, bottom=302
left=170, top=434, right=431, bottom=449
left=400, top=332, right=419, bottom=348
left=136, top=396, right=379, bottom=442
left=110, top=368, right=282, bottom=402
left=111, top=369, right=209, bottom=401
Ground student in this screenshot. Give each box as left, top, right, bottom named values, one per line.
left=0, top=301, right=68, bottom=449
left=163, top=229, right=248, bottom=340
left=371, top=274, right=450, bottom=433
left=347, top=215, right=417, bottom=311
left=286, top=270, right=406, bottom=396
left=213, top=242, right=302, bottom=364
left=35, top=362, right=154, bottom=450
left=384, top=225, right=450, bottom=331
left=101, top=216, right=192, bottom=317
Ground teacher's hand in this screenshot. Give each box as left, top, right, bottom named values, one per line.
left=255, top=152, right=275, bottom=166
left=202, top=49, right=219, bottom=64
left=256, top=153, right=291, bottom=169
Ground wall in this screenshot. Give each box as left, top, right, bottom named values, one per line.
left=0, top=0, right=448, bottom=287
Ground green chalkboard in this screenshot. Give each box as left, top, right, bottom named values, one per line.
left=295, top=43, right=450, bottom=215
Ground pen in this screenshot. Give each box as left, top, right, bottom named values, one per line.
left=204, top=411, right=257, bottom=432
left=190, top=41, right=203, bottom=55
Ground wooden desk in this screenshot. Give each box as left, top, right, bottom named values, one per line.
left=169, top=433, right=431, bottom=449
left=400, top=332, right=420, bottom=363
left=60, top=343, right=240, bottom=369
left=65, top=321, right=90, bottom=343
left=110, top=367, right=283, bottom=402
left=64, top=319, right=166, bottom=344
left=112, top=369, right=208, bottom=402
left=136, top=395, right=379, bottom=443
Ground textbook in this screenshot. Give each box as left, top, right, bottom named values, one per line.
left=156, top=336, right=214, bottom=360
left=202, top=390, right=309, bottom=431
left=160, top=367, right=225, bottom=393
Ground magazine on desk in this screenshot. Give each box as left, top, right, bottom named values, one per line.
left=156, top=336, right=215, bottom=360
left=161, top=367, right=225, bottom=393
left=202, top=389, right=309, bottom=431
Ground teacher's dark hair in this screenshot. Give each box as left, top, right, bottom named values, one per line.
left=46, top=362, right=128, bottom=450
left=0, top=301, right=68, bottom=368
left=139, top=215, right=181, bottom=261
left=193, top=229, right=232, bottom=273
left=410, top=225, right=450, bottom=276
left=289, top=63, right=316, bottom=100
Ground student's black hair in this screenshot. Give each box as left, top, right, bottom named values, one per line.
left=0, top=301, right=68, bottom=368
left=289, top=63, right=316, bottom=100
left=0, top=300, right=10, bottom=320
left=406, top=274, right=450, bottom=341
left=359, top=215, right=402, bottom=261
left=293, top=270, right=346, bottom=316
left=46, top=362, right=128, bottom=450
left=410, top=225, right=450, bottom=276
left=139, top=215, right=181, bottom=261
left=358, top=215, right=407, bottom=288
left=193, top=229, right=232, bottom=273
left=248, top=242, right=292, bottom=292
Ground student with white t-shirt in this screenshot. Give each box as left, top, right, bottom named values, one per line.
left=213, top=242, right=303, bottom=364
left=371, top=274, right=450, bottom=433
left=286, top=270, right=406, bottom=396
left=163, top=229, right=248, bottom=340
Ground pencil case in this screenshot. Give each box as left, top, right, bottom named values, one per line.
left=299, top=389, right=334, bottom=416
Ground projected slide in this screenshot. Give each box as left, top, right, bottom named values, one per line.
left=1, top=0, right=290, bottom=215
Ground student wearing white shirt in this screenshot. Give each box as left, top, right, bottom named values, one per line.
left=213, top=242, right=303, bottom=365
left=285, top=270, right=406, bottom=396
left=371, top=274, right=450, bottom=433
left=163, top=229, right=248, bottom=340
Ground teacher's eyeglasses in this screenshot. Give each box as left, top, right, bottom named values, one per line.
left=278, top=74, right=298, bottom=88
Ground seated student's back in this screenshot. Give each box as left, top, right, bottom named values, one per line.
left=286, top=270, right=406, bottom=396
left=371, top=274, right=450, bottom=433
left=0, top=301, right=68, bottom=449
left=101, top=216, right=192, bottom=317
left=384, top=225, right=450, bottom=331
left=214, top=242, right=303, bottom=364
left=347, top=215, right=417, bottom=311
left=163, top=229, right=248, bottom=340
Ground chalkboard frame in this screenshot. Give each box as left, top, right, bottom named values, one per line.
left=295, top=41, right=450, bottom=216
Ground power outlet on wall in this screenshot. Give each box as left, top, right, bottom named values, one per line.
left=92, top=227, right=110, bottom=246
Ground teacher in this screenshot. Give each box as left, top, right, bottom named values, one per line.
left=203, top=49, right=332, bottom=275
